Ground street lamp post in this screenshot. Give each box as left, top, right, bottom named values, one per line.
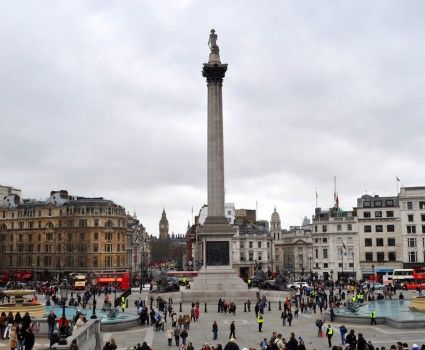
left=91, top=278, right=97, bottom=319
left=58, top=282, right=69, bottom=345
left=372, top=263, right=375, bottom=282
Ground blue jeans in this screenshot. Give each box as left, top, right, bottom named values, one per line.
left=213, top=331, right=217, bottom=340
left=18, top=339, right=25, bottom=350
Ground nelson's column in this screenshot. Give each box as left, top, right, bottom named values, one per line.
left=189, top=30, right=247, bottom=297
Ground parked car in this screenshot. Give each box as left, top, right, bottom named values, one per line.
left=287, top=281, right=310, bottom=289
left=361, top=282, right=384, bottom=290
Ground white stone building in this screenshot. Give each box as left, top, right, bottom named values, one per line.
left=399, top=187, right=425, bottom=267
left=197, top=203, right=235, bottom=225
left=232, top=222, right=273, bottom=279
left=312, top=207, right=360, bottom=280
left=356, top=195, right=403, bottom=279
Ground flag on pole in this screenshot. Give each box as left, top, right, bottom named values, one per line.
left=396, top=176, right=400, bottom=182
left=342, top=241, right=347, bottom=250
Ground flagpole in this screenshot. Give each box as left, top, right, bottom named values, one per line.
left=315, top=188, right=318, bottom=209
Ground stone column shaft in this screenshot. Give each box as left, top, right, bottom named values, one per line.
left=207, top=82, right=225, bottom=217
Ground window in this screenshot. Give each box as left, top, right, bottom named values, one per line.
left=408, top=214, right=414, bottom=222
left=409, top=251, right=417, bottom=263
left=323, top=238, right=328, bottom=243
left=322, top=225, right=327, bottom=233
left=376, top=238, right=384, bottom=246
left=94, top=219, right=99, bottom=227
left=314, top=225, right=318, bottom=233
left=315, top=249, right=318, bottom=259
left=315, top=238, right=319, bottom=243
left=349, top=262, right=354, bottom=268
left=94, top=232, right=98, bottom=240
left=376, top=225, right=383, bottom=233
left=376, top=252, right=385, bottom=262
left=105, top=232, right=113, bottom=241
left=79, top=219, right=87, bottom=227
left=388, top=252, right=396, bottom=261
left=105, top=256, right=112, bottom=268
left=337, top=224, right=342, bottom=231
left=375, top=211, right=382, bottom=218
left=258, top=253, right=262, bottom=261
left=347, top=224, right=352, bottom=231
left=323, top=248, right=328, bottom=259
left=323, top=263, right=328, bottom=268
left=422, top=225, right=425, bottom=234
left=249, top=252, right=253, bottom=261
left=388, top=238, right=396, bottom=246
left=364, top=225, right=372, bottom=233
left=93, top=243, right=98, bottom=252
left=374, top=201, right=382, bottom=207
left=386, top=211, right=394, bottom=218
left=365, top=252, right=373, bottom=262
left=240, top=241, right=244, bottom=248
left=249, top=241, right=253, bottom=248
left=387, top=225, right=395, bottom=232
left=407, top=202, right=413, bottom=210
left=386, top=200, right=394, bottom=207
left=363, top=212, right=371, bottom=218
left=421, top=214, right=425, bottom=222
left=364, top=201, right=371, bottom=208
left=240, top=253, right=245, bottom=261
left=407, top=225, right=416, bottom=234
left=104, top=244, right=113, bottom=253
left=408, top=238, right=417, bottom=248
left=365, top=238, right=372, bottom=247
left=258, top=242, right=261, bottom=248
left=419, top=201, right=425, bottom=210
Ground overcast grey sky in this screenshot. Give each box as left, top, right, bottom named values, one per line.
left=1, top=1, right=424, bottom=236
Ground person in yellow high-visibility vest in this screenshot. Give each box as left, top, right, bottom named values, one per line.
left=121, top=296, right=126, bottom=312
left=351, top=296, right=356, bottom=302
left=257, top=314, right=264, bottom=332
left=370, top=309, right=377, bottom=325
left=182, top=277, right=187, bottom=286
left=326, top=324, right=334, bottom=347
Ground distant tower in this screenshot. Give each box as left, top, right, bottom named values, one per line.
left=270, top=207, right=281, bottom=240
left=159, top=208, right=169, bottom=240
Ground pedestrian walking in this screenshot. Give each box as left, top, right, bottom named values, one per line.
left=315, top=319, right=323, bottom=337
left=229, top=321, right=236, bottom=339
left=339, top=325, right=347, bottom=345
left=370, top=309, right=377, bottom=325
left=281, top=310, right=286, bottom=326
left=257, top=314, right=264, bottom=332
left=180, top=329, right=188, bottom=345
left=166, top=328, right=173, bottom=346
left=174, top=327, right=180, bottom=346
left=326, top=324, right=334, bottom=347
left=212, top=320, right=218, bottom=340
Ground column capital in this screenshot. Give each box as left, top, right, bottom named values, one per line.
left=202, top=63, right=228, bottom=85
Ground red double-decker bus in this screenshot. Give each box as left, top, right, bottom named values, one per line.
left=94, top=272, right=131, bottom=290
left=406, top=267, right=425, bottom=290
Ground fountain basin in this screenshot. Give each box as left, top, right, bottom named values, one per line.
left=0, top=290, right=44, bottom=317
left=410, top=296, right=425, bottom=312
left=332, top=299, right=425, bottom=329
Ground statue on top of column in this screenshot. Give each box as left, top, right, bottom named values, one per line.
left=208, top=29, right=219, bottom=54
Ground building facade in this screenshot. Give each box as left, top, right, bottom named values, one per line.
left=356, top=195, right=402, bottom=278
left=312, top=206, right=360, bottom=280
left=232, top=222, right=273, bottom=279
left=273, top=225, right=313, bottom=279
left=399, top=187, right=425, bottom=267
left=0, top=190, right=129, bottom=278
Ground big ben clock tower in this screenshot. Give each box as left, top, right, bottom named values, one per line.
left=159, top=208, right=169, bottom=240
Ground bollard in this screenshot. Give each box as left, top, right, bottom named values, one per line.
left=268, top=300, right=271, bottom=311
left=204, top=302, right=207, bottom=313
left=279, top=300, right=282, bottom=310
left=179, top=302, right=182, bottom=312
left=244, top=302, right=247, bottom=312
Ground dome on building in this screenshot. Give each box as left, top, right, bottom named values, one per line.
left=271, top=206, right=281, bottom=223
